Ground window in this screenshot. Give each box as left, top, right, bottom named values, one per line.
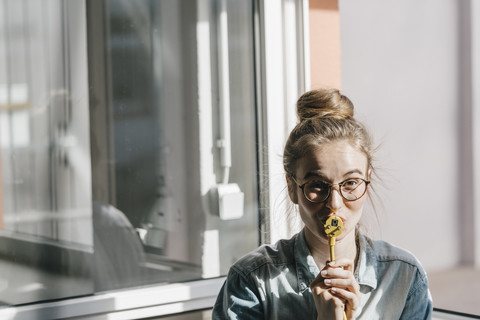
left=0, top=0, right=259, bottom=311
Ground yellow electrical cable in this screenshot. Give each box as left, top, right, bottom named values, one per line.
left=324, top=216, right=348, bottom=320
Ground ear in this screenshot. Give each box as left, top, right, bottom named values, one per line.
left=367, top=167, right=373, bottom=180
left=286, top=175, right=299, bottom=204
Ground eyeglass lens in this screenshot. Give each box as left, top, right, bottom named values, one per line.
left=303, top=179, right=367, bottom=202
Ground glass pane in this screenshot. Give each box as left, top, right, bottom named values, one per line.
left=0, top=0, right=259, bottom=307
left=90, top=0, right=259, bottom=291
left=0, top=0, right=93, bottom=305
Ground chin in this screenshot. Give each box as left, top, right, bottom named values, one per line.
left=314, top=228, right=330, bottom=242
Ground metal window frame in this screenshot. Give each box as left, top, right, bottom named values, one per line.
left=433, top=308, right=480, bottom=320
left=255, top=0, right=309, bottom=244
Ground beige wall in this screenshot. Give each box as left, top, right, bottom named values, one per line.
left=339, top=0, right=466, bottom=271
left=309, top=0, right=342, bottom=89
left=309, top=0, right=478, bottom=271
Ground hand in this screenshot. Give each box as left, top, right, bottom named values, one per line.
left=310, top=258, right=360, bottom=320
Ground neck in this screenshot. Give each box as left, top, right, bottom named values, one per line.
left=305, top=228, right=358, bottom=270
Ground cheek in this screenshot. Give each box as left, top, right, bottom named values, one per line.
left=297, top=197, right=325, bottom=217
left=344, top=198, right=366, bottom=225
left=347, top=189, right=368, bottom=209
left=346, top=198, right=365, bottom=212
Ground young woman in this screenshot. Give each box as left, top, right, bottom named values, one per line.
left=212, top=88, right=432, bottom=319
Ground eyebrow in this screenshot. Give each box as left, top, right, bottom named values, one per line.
left=342, top=169, right=365, bottom=178
left=302, top=171, right=325, bottom=181
left=302, top=169, right=365, bottom=181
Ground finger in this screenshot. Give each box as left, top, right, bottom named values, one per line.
left=311, top=260, right=356, bottom=289
left=324, top=278, right=360, bottom=292
left=320, top=290, right=347, bottom=311
left=310, top=273, right=327, bottom=289
left=331, top=295, right=348, bottom=319
left=321, top=267, right=351, bottom=279
left=330, top=287, right=360, bottom=310
left=325, top=290, right=349, bottom=319
left=310, top=263, right=334, bottom=289
left=328, top=258, right=355, bottom=271
left=312, top=285, right=322, bottom=295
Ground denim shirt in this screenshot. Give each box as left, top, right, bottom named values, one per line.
left=212, top=229, right=432, bottom=319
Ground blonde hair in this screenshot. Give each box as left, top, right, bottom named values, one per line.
left=283, top=88, right=374, bottom=177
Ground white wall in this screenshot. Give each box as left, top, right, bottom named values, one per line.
left=339, top=0, right=469, bottom=271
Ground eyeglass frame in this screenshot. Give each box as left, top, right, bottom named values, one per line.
left=289, top=175, right=371, bottom=203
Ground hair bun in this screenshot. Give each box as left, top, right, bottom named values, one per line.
left=296, top=88, right=354, bottom=122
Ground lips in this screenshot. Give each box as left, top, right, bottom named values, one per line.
left=320, top=213, right=346, bottom=235
left=321, top=213, right=344, bottom=223
left=333, top=215, right=345, bottom=223
left=320, top=215, right=329, bottom=227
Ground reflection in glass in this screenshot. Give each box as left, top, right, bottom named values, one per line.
left=90, top=0, right=259, bottom=291
left=0, top=0, right=259, bottom=307
left=0, top=0, right=93, bottom=305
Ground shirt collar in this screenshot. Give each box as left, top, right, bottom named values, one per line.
left=294, top=229, right=319, bottom=292
left=355, top=232, right=378, bottom=290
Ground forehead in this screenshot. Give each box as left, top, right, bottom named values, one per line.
left=295, top=140, right=368, bottom=180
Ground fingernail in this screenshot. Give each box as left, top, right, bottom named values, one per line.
left=329, top=261, right=336, bottom=266
left=324, top=279, right=331, bottom=285
left=321, top=270, right=327, bottom=277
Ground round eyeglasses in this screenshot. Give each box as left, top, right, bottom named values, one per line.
left=290, top=176, right=370, bottom=203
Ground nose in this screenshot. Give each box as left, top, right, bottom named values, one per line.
left=325, top=186, right=343, bottom=211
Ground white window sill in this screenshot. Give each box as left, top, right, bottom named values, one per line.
left=0, top=277, right=225, bottom=320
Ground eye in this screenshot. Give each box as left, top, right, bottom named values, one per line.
left=303, top=180, right=330, bottom=202
left=341, top=179, right=361, bottom=191
left=307, top=180, right=329, bottom=191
